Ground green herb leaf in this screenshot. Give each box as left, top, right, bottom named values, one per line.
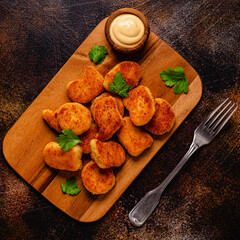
left=160, top=67, right=189, bottom=94
left=174, top=76, right=189, bottom=94
left=61, top=177, right=81, bottom=196
left=56, top=129, right=82, bottom=151
left=88, top=44, right=108, bottom=64
left=109, top=72, right=132, bottom=97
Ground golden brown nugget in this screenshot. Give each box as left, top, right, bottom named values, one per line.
left=144, top=98, right=175, bottom=135
left=103, top=61, right=142, bottom=92
left=117, top=117, right=153, bottom=156
left=91, top=96, right=122, bottom=141
left=95, top=92, right=124, bottom=116
left=67, top=66, right=104, bottom=103
left=79, top=123, right=98, bottom=154
left=90, top=139, right=126, bottom=169
left=42, top=109, right=62, bottom=132
left=57, top=102, right=91, bottom=135
left=123, top=85, right=155, bottom=126
left=81, top=161, right=115, bottom=194
left=43, top=142, right=82, bottom=171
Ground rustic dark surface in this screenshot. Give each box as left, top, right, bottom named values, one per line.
left=0, top=0, right=239, bottom=239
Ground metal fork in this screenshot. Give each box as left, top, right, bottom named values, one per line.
left=129, top=98, right=238, bottom=227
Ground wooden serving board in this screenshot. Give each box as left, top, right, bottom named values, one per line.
left=3, top=17, right=202, bottom=222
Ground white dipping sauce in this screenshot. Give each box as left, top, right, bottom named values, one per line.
left=109, top=14, right=145, bottom=48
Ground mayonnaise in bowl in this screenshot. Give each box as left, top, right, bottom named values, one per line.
left=109, top=14, right=145, bottom=48
left=105, top=8, right=150, bottom=53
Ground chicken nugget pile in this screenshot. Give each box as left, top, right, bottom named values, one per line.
left=42, top=61, right=175, bottom=195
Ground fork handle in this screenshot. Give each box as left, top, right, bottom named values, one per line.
left=129, top=142, right=199, bottom=227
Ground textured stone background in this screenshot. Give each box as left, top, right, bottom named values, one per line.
left=0, top=0, right=239, bottom=239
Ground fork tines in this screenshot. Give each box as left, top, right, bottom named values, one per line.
left=203, top=98, right=238, bottom=134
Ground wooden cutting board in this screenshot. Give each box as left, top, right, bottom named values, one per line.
left=3, top=17, right=202, bottom=222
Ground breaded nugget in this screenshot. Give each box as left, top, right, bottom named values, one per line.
left=90, top=139, right=126, bottom=169
left=79, top=123, right=98, bottom=154
left=95, top=92, right=124, bottom=116
left=42, top=109, right=62, bottom=132
left=57, top=102, right=91, bottom=135
left=103, top=61, right=142, bottom=92
left=117, top=117, right=153, bottom=156
left=123, top=85, right=155, bottom=126
left=144, top=98, right=175, bottom=135
left=91, top=96, right=122, bottom=141
left=81, top=161, right=115, bottom=194
left=43, top=142, right=82, bottom=171
left=67, top=66, right=104, bottom=103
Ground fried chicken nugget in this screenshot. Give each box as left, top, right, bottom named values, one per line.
left=67, top=66, right=104, bottom=103
left=43, top=142, right=82, bottom=171
left=42, top=109, right=62, bottom=132
left=79, top=123, right=98, bottom=154
left=144, top=98, right=175, bottom=135
left=90, top=139, right=126, bottom=169
left=57, top=102, right=91, bottom=135
left=123, top=85, right=155, bottom=126
left=81, top=161, right=115, bottom=194
left=117, top=117, right=153, bottom=156
left=95, top=92, right=124, bottom=116
left=91, top=96, right=122, bottom=141
left=103, top=61, right=142, bottom=92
